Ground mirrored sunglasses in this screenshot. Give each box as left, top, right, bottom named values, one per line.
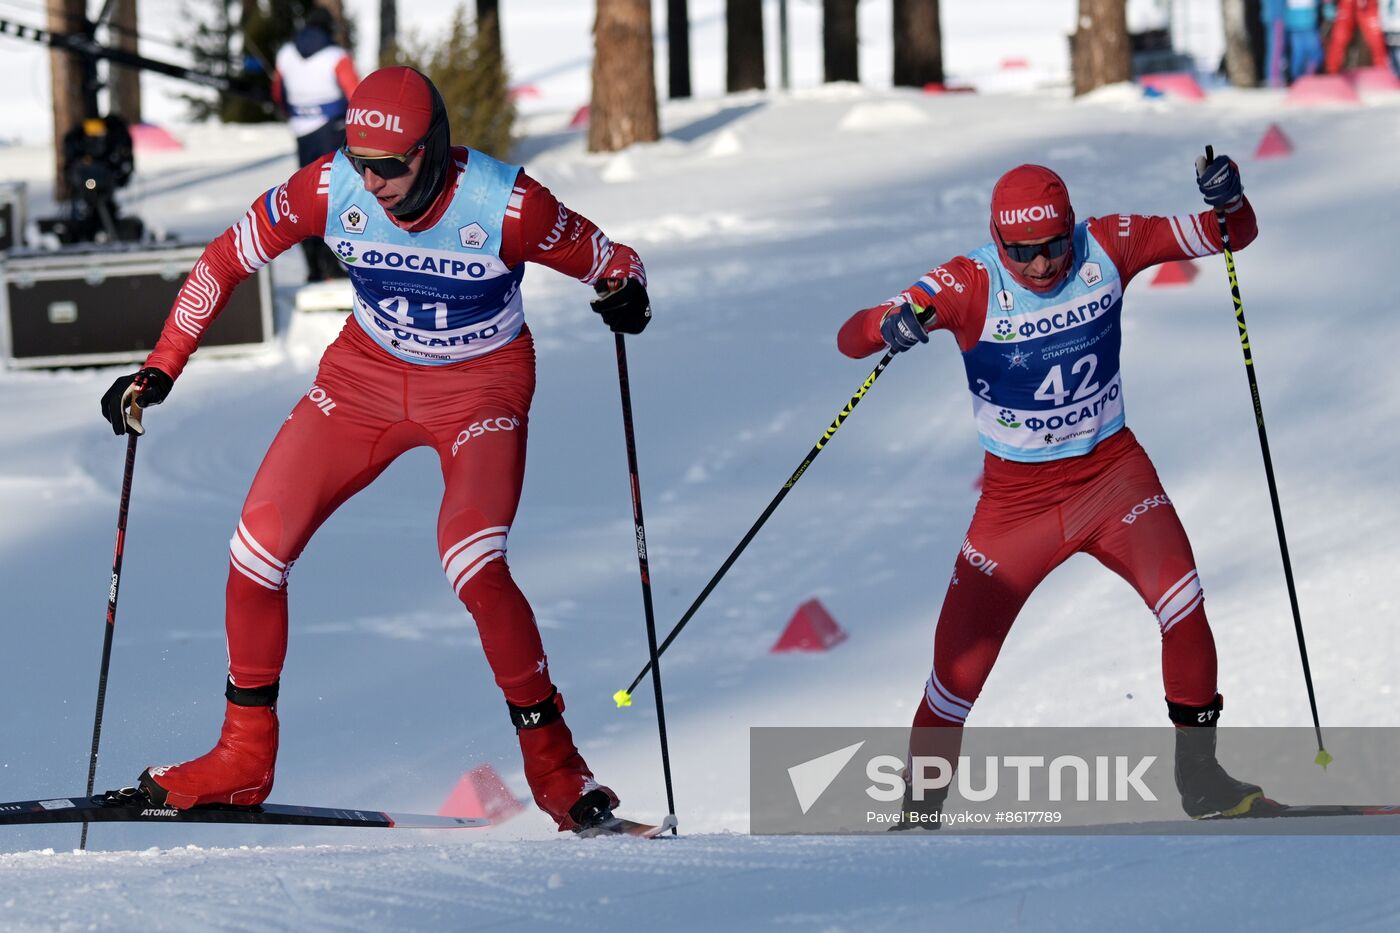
left=341, top=144, right=422, bottom=180
left=1001, top=232, right=1072, bottom=263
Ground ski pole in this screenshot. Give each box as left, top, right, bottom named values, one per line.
left=1202, top=144, right=1329, bottom=768
left=81, top=421, right=140, bottom=849
left=608, top=326, right=678, bottom=832
left=614, top=310, right=930, bottom=707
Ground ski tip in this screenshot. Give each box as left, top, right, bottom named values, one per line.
left=1315, top=747, right=1335, bottom=769
left=613, top=689, right=632, bottom=709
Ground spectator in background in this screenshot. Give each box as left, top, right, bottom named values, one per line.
left=1382, top=0, right=1400, bottom=73
left=272, top=6, right=359, bottom=282
left=1324, top=0, right=1390, bottom=74
left=1287, top=1, right=1326, bottom=80
left=1264, top=1, right=1324, bottom=86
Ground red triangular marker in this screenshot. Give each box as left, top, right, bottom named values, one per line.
left=1151, top=260, right=1198, bottom=287
left=439, top=763, right=526, bottom=823
left=567, top=104, right=590, bottom=129
left=1137, top=72, right=1207, bottom=101
left=1286, top=75, right=1361, bottom=105
left=1254, top=123, right=1293, bottom=159
left=771, top=599, right=848, bottom=653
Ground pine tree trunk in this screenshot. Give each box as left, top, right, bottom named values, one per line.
left=109, top=0, right=142, bottom=124
left=668, top=0, right=692, bottom=98
left=727, top=0, right=766, bottom=91
left=1221, top=0, right=1259, bottom=87
left=380, top=0, right=398, bottom=65
left=823, top=0, right=859, bottom=83
left=589, top=0, right=660, bottom=153
left=1071, top=0, right=1131, bottom=97
left=893, top=0, right=942, bottom=87
left=478, top=0, right=502, bottom=61
left=48, top=0, right=87, bottom=201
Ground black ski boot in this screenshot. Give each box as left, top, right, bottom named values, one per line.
left=1169, top=694, right=1265, bottom=819
left=888, top=782, right=947, bottom=832
left=568, top=788, right=619, bottom=836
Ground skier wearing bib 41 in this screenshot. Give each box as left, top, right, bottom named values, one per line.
left=98, top=67, right=652, bottom=833
left=837, top=158, right=1266, bottom=823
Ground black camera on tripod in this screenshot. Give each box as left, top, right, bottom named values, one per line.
left=37, top=115, right=145, bottom=245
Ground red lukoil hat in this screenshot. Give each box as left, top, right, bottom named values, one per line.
left=990, top=164, right=1074, bottom=242
left=345, top=67, right=434, bottom=153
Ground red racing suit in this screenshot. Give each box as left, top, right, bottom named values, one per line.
left=144, top=148, right=643, bottom=714
left=838, top=200, right=1258, bottom=729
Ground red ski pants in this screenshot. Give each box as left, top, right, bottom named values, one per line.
left=914, top=428, right=1218, bottom=731
left=224, top=324, right=555, bottom=707
left=1326, top=0, right=1389, bottom=74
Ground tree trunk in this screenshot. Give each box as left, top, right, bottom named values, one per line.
left=668, top=0, right=691, bottom=98
left=1221, top=0, right=1259, bottom=86
left=478, top=0, right=502, bottom=62
left=589, top=0, right=660, bottom=153
left=1071, top=0, right=1131, bottom=96
left=726, top=0, right=766, bottom=91
left=823, top=0, right=859, bottom=83
left=379, top=0, right=398, bottom=65
left=109, top=0, right=142, bottom=124
left=893, top=0, right=942, bottom=87
left=48, top=0, right=87, bottom=201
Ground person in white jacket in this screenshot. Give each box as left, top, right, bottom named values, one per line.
left=271, top=6, right=360, bottom=281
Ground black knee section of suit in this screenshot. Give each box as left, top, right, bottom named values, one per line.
left=508, top=688, right=561, bottom=730
left=226, top=678, right=279, bottom=707
left=1167, top=693, right=1223, bottom=727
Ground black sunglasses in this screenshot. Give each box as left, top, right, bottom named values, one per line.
left=341, top=144, right=423, bottom=180
left=1000, top=232, right=1072, bottom=263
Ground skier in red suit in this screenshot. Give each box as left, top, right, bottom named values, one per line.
left=1325, top=0, right=1391, bottom=73
left=838, top=158, right=1268, bottom=823
left=100, top=68, right=652, bottom=833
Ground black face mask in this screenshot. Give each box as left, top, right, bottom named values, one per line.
left=388, top=80, right=450, bottom=222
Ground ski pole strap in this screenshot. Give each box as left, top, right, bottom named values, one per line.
left=508, top=688, right=562, bottom=730
left=226, top=678, right=279, bottom=707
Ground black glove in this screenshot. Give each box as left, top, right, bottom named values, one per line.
left=591, top=278, right=652, bottom=335
left=879, top=302, right=930, bottom=353
left=1194, top=153, right=1243, bottom=209
left=100, top=367, right=173, bottom=436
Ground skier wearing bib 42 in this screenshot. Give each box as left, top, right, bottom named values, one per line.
left=837, top=158, right=1266, bottom=822
left=98, top=67, right=652, bottom=833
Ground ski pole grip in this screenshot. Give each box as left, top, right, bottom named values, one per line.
left=126, top=400, right=145, bottom=435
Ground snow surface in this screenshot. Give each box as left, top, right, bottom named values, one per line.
left=5, top=3, right=1400, bottom=930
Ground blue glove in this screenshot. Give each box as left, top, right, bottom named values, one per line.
left=1195, top=154, right=1243, bottom=209
left=879, top=303, right=929, bottom=353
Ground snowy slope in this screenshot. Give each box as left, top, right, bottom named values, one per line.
left=4, top=16, right=1400, bottom=932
